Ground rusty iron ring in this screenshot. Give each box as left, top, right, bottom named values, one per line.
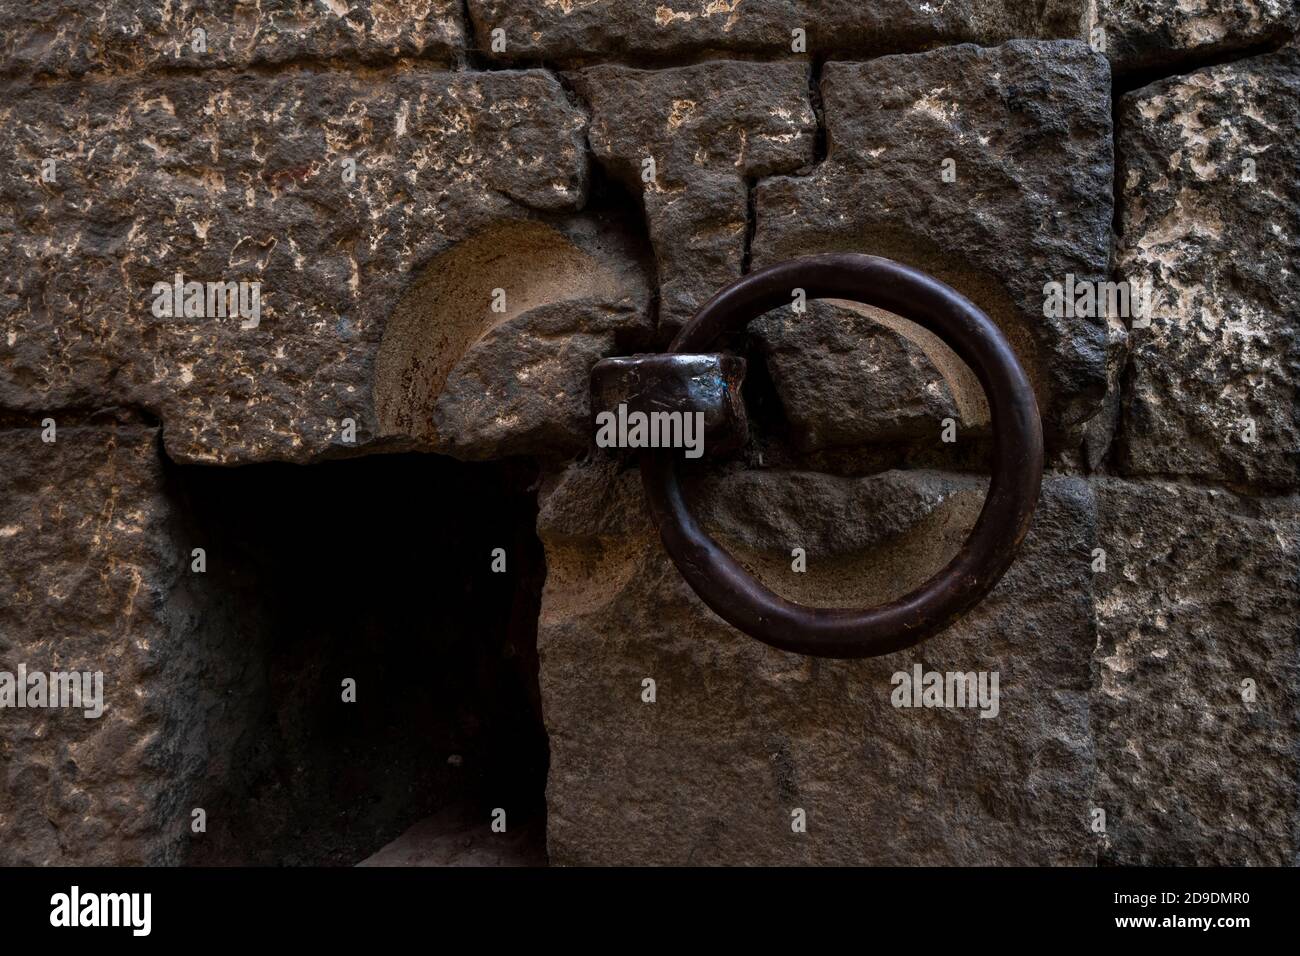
left=639, top=253, right=1044, bottom=659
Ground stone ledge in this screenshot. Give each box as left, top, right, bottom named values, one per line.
left=0, top=0, right=466, bottom=80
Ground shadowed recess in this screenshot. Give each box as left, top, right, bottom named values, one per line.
left=165, top=452, right=548, bottom=865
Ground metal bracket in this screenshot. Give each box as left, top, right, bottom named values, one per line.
left=589, top=353, right=748, bottom=458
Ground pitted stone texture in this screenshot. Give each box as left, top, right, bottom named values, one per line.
left=570, top=61, right=816, bottom=335
left=538, top=459, right=1097, bottom=865
left=0, top=70, right=592, bottom=464
left=1094, top=0, right=1298, bottom=75
left=470, top=0, right=1086, bottom=65
left=753, top=41, right=1114, bottom=446
left=0, top=0, right=465, bottom=78
left=752, top=301, right=967, bottom=449
left=1116, top=49, right=1299, bottom=489
left=643, top=174, right=749, bottom=336
left=1092, top=479, right=1299, bottom=865
left=0, top=424, right=238, bottom=865
left=432, top=299, right=647, bottom=460
left=572, top=62, right=816, bottom=185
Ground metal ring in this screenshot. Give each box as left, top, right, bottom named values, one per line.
left=640, top=253, right=1043, bottom=659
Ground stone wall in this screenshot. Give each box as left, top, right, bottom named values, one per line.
left=0, top=1, right=1296, bottom=865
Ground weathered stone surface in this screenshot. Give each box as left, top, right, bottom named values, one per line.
left=537, top=458, right=1098, bottom=865
left=751, top=300, right=967, bottom=449
left=574, top=61, right=816, bottom=184
left=1091, top=479, right=1299, bottom=864
left=1093, top=0, right=1298, bottom=75
left=1115, top=48, right=1299, bottom=488
left=470, top=0, right=1086, bottom=65
left=753, top=41, right=1115, bottom=446
left=0, top=424, right=212, bottom=864
left=0, top=0, right=465, bottom=78
left=570, top=61, right=816, bottom=334
left=0, top=69, right=595, bottom=465
left=643, top=173, right=749, bottom=334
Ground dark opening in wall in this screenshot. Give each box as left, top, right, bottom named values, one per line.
left=163, top=452, right=548, bottom=866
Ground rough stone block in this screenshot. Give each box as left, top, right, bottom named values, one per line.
left=570, top=61, right=816, bottom=334
left=643, top=173, right=749, bottom=333
left=753, top=41, right=1115, bottom=446
left=469, top=0, right=1086, bottom=65
left=0, top=0, right=465, bottom=78
left=1093, top=0, right=1298, bottom=75
left=1115, top=48, right=1299, bottom=488
left=0, top=70, right=598, bottom=464
left=0, top=424, right=219, bottom=864
left=537, top=459, right=1098, bottom=865
left=751, top=300, right=966, bottom=449
left=1091, top=478, right=1299, bottom=864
